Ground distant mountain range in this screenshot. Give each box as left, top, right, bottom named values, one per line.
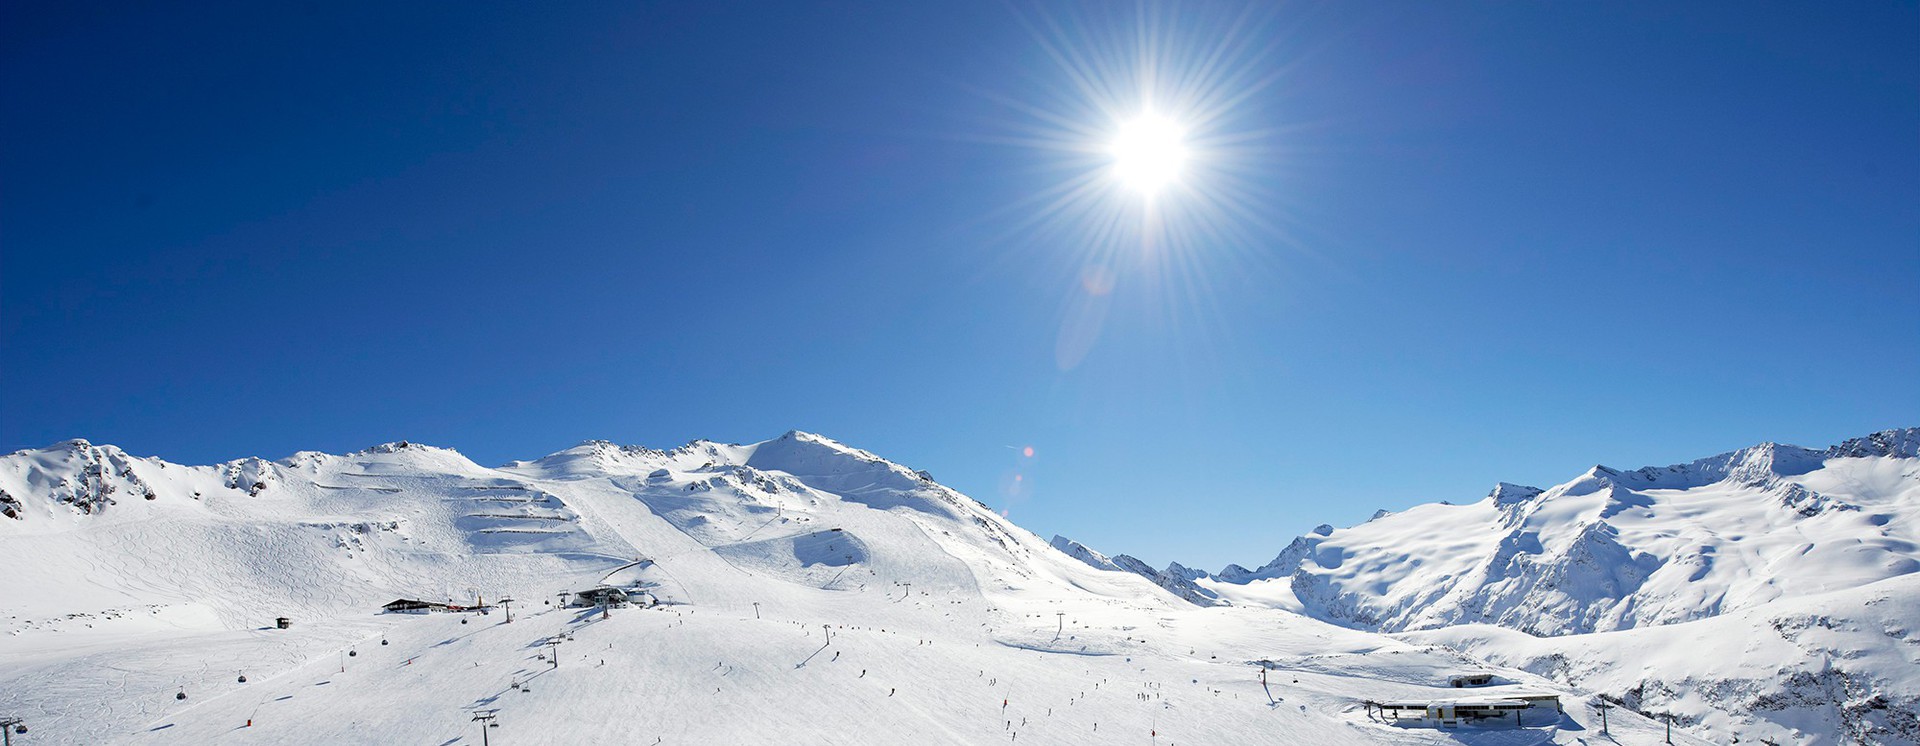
left=1055, top=427, right=1920, bottom=743
left=3, top=428, right=1914, bottom=744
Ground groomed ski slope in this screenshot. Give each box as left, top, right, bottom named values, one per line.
left=78, top=593, right=1701, bottom=746
left=1, top=433, right=1699, bottom=744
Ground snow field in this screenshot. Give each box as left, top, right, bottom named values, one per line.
left=0, top=432, right=1756, bottom=743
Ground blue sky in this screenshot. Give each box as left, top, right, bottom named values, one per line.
left=4, top=2, right=1916, bottom=571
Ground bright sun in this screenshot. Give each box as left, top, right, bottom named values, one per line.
left=1109, top=112, right=1189, bottom=195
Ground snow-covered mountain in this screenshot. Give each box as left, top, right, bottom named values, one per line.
left=1081, top=427, right=1920, bottom=745
left=1195, top=428, right=1920, bottom=635
left=1047, top=535, right=1222, bottom=606
left=0, top=431, right=1699, bottom=745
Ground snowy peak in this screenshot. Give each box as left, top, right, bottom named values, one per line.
left=743, top=431, right=934, bottom=487
left=0, top=439, right=495, bottom=520
left=1048, top=534, right=1226, bottom=607
left=1212, top=563, right=1256, bottom=583
left=739, top=431, right=963, bottom=515
left=0, top=439, right=157, bottom=518
left=354, top=440, right=439, bottom=456
left=1182, top=427, right=1920, bottom=641
left=1048, top=535, right=1123, bottom=572
left=1489, top=482, right=1545, bottom=506
left=744, top=431, right=908, bottom=481
left=1610, top=441, right=1825, bottom=489
left=334, top=441, right=490, bottom=476
left=1161, top=561, right=1210, bottom=582
left=1723, top=441, right=1827, bottom=482
left=502, top=439, right=676, bottom=479
left=1832, top=427, right=1920, bottom=459
left=1596, top=428, right=1918, bottom=491
left=502, top=431, right=915, bottom=488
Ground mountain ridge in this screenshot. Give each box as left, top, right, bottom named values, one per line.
left=1044, top=427, right=1920, bottom=743
left=8, top=428, right=1713, bottom=745
left=2, top=428, right=1909, bottom=744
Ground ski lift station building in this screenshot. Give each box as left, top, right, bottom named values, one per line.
left=571, top=586, right=632, bottom=607
left=382, top=598, right=452, bottom=613
left=1367, top=692, right=1561, bottom=728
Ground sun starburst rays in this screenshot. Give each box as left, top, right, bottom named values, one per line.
left=1013, top=10, right=1288, bottom=245
left=963, top=3, right=1311, bottom=371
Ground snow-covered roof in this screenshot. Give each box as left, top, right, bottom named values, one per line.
left=1379, top=697, right=1532, bottom=710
